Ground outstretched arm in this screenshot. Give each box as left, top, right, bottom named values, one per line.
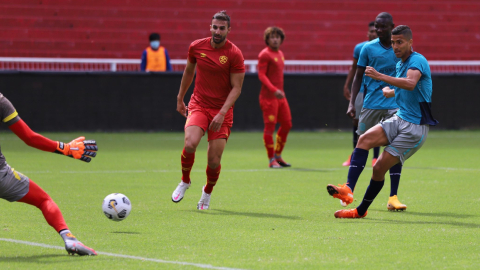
left=365, top=66, right=422, bottom=91
left=9, top=119, right=97, bottom=162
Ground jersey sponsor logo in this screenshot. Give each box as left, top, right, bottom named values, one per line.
left=200, top=53, right=207, bottom=57
left=219, top=56, right=228, bottom=64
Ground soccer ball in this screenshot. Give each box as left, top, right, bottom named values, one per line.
left=102, top=193, right=132, bottom=221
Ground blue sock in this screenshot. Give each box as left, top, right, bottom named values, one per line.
left=352, top=126, right=358, bottom=148
left=357, top=179, right=385, bottom=216
left=389, top=163, right=402, bottom=196
left=373, top=147, right=380, bottom=159
left=346, top=148, right=369, bottom=192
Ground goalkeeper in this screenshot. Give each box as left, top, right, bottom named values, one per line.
left=0, top=93, right=97, bottom=256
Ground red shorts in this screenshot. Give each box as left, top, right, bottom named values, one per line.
left=259, top=97, right=292, bottom=124
left=185, top=100, right=233, bottom=141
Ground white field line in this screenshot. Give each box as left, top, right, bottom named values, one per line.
left=0, top=238, right=248, bottom=270
left=19, top=166, right=480, bottom=175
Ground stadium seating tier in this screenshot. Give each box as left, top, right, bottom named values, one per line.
left=0, top=0, right=479, bottom=60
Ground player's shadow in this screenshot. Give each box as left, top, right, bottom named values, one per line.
left=191, top=209, right=302, bottom=220
left=365, top=218, right=480, bottom=229
left=390, top=210, right=476, bottom=219
left=0, top=254, right=97, bottom=263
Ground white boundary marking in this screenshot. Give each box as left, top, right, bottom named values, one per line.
left=0, top=238, right=248, bottom=270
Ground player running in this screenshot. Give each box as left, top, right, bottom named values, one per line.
left=332, top=25, right=438, bottom=218
left=258, top=26, right=292, bottom=168
left=328, top=12, right=407, bottom=211
left=0, top=93, right=97, bottom=255
left=342, top=21, right=380, bottom=167
left=171, top=11, right=245, bottom=210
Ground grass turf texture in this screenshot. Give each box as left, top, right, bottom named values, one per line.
left=0, top=131, right=479, bottom=269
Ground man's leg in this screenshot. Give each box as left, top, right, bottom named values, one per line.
left=197, top=138, right=227, bottom=210
left=343, top=119, right=359, bottom=166
left=335, top=151, right=399, bottom=218
left=17, top=179, right=96, bottom=255
left=327, top=125, right=389, bottom=205
left=260, top=98, right=281, bottom=168
left=181, top=126, right=204, bottom=184
left=275, top=120, right=292, bottom=167
left=173, top=125, right=204, bottom=203
left=275, top=99, right=292, bottom=167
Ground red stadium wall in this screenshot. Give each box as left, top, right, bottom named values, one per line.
left=0, top=0, right=479, bottom=60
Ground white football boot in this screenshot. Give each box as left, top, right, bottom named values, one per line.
left=197, top=186, right=211, bottom=210
left=172, top=181, right=191, bottom=202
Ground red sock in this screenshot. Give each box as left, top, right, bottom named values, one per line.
left=181, top=148, right=195, bottom=184
left=263, top=123, right=275, bottom=159
left=17, top=179, right=68, bottom=233
left=204, top=164, right=221, bottom=194
left=275, top=121, right=292, bottom=156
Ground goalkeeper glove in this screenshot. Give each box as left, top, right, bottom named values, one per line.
left=55, top=137, right=97, bottom=163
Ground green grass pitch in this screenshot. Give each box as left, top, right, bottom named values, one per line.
left=0, top=131, right=479, bottom=269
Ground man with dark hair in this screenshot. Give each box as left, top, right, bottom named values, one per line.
left=327, top=12, right=407, bottom=211
left=171, top=10, right=245, bottom=210
left=140, top=32, right=172, bottom=72
left=333, top=25, right=437, bottom=218
left=258, top=26, right=292, bottom=168
left=342, top=21, right=380, bottom=168
left=0, top=93, right=97, bottom=255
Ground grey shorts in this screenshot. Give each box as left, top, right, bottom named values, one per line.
left=0, top=164, right=30, bottom=202
left=354, top=92, right=364, bottom=119
left=357, top=108, right=399, bottom=135
left=380, top=114, right=429, bottom=165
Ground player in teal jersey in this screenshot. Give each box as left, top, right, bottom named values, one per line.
left=333, top=25, right=437, bottom=218
left=328, top=12, right=407, bottom=211
left=342, top=21, right=380, bottom=168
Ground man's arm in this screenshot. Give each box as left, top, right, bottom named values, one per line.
left=140, top=50, right=147, bottom=71
left=365, top=66, right=421, bottom=91
left=258, top=54, right=284, bottom=99
left=176, top=59, right=196, bottom=117
left=208, top=72, right=245, bottom=132
left=343, top=58, right=358, bottom=100
left=9, top=119, right=97, bottom=162
left=347, top=66, right=366, bottom=118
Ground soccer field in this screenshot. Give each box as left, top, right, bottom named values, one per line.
left=0, top=131, right=479, bottom=269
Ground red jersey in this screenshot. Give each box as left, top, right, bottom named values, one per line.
left=188, top=37, right=245, bottom=108
left=258, top=47, right=285, bottom=99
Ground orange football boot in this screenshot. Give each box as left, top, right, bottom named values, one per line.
left=327, top=184, right=354, bottom=205
left=334, top=208, right=367, bottom=219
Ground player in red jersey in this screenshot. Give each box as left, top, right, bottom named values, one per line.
left=258, top=26, right=292, bottom=168
left=0, top=93, right=97, bottom=255
left=171, top=11, right=245, bottom=210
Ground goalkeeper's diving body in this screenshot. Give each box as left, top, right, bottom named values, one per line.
left=0, top=93, right=97, bottom=255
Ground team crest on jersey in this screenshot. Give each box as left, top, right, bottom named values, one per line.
left=274, top=57, right=278, bottom=62
left=219, top=56, right=228, bottom=64
left=268, top=115, right=275, bottom=122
